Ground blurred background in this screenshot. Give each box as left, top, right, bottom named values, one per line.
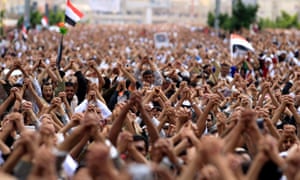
left=0, top=0, right=299, bottom=32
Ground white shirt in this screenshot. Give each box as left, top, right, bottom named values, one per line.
left=75, top=99, right=112, bottom=119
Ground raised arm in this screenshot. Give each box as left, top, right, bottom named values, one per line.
left=135, top=93, right=160, bottom=143
left=108, top=102, right=132, bottom=146
left=196, top=95, right=219, bottom=135
left=24, top=78, right=46, bottom=112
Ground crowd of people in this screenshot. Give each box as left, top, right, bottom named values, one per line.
left=0, top=24, right=299, bottom=179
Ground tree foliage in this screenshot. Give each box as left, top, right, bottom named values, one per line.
left=259, top=11, right=299, bottom=29
left=49, top=10, right=65, bottom=25
left=207, top=0, right=258, bottom=31
left=17, top=9, right=65, bottom=28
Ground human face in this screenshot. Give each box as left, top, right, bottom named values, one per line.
left=133, top=140, right=146, bottom=156
left=206, top=114, right=213, bottom=129
left=281, top=135, right=296, bottom=151
left=221, top=64, right=230, bottom=77
left=65, top=86, right=75, bottom=101
left=42, top=84, right=54, bottom=103
left=143, top=74, right=154, bottom=85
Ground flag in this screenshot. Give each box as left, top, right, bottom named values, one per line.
left=21, top=25, right=28, bottom=41
left=65, top=0, right=84, bottom=26
left=41, top=16, right=48, bottom=27
left=56, top=35, right=64, bottom=69
left=230, top=34, right=254, bottom=57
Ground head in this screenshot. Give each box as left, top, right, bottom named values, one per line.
left=206, top=112, right=214, bottom=130
left=220, top=63, right=230, bottom=77
left=41, top=82, right=54, bottom=103
left=65, top=81, right=75, bottom=101
left=279, top=123, right=297, bottom=151
left=142, top=70, right=154, bottom=85
left=133, top=135, right=148, bottom=156
left=203, top=64, right=212, bottom=76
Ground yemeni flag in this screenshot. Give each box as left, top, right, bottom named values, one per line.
left=21, top=25, right=28, bottom=41
left=41, top=16, right=49, bottom=27
left=65, top=0, right=84, bottom=26
left=230, top=34, right=254, bottom=57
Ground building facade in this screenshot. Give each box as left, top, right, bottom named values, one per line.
left=1, top=0, right=300, bottom=25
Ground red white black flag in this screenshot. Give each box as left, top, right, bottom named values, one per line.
left=65, top=0, right=84, bottom=26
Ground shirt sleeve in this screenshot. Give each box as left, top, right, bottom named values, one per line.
left=75, top=99, right=88, bottom=113
left=96, top=100, right=112, bottom=119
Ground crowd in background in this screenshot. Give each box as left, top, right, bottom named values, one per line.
left=0, top=25, right=299, bottom=179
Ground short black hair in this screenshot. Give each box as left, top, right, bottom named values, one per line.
left=65, top=81, right=74, bottom=87
left=142, top=70, right=153, bottom=77
left=133, top=135, right=149, bottom=153
left=41, top=81, right=52, bottom=91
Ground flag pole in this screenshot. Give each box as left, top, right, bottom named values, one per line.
left=56, top=34, right=64, bottom=69
left=56, top=23, right=67, bottom=69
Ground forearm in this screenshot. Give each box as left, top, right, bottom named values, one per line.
left=174, top=139, right=189, bottom=156
left=157, top=116, right=167, bottom=133
left=289, top=105, right=300, bottom=124
left=70, top=134, right=89, bottom=160
left=177, top=154, right=201, bottom=180
left=63, top=100, right=72, bottom=118
left=0, top=127, right=14, bottom=141
left=267, top=89, right=279, bottom=107
left=58, top=125, right=86, bottom=152
left=50, top=112, right=64, bottom=128
left=94, top=69, right=104, bottom=90
left=0, top=95, right=14, bottom=115
left=211, top=156, right=237, bottom=180
left=191, top=102, right=202, bottom=118
left=257, top=91, right=267, bottom=107
left=169, top=90, right=180, bottom=104
left=197, top=103, right=213, bottom=135
left=223, top=125, right=243, bottom=153
left=0, top=140, right=10, bottom=155
left=46, top=68, right=58, bottom=83
left=139, top=107, right=159, bottom=143
left=28, top=86, right=45, bottom=111
left=120, top=68, right=136, bottom=85
left=265, top=120, right=280, bottom=140
left=271, top=104, right=286, bottom=124
left=245, top=153, right=267, bottom=180
left=59, top=123, right=75, bottom=135
left=108, top=104, right=130, bottom=146
left=12, top=99, right=22, bottom=112
left=142, top=93, right=153, bottom=105
left=127, top=147, right=148, bottom=164
left=1, top=147, right=24, bottom=173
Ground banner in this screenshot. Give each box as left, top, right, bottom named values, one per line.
left=154, top=32, right=170, bottom=49
left=89, top=0, right=121, bottom=12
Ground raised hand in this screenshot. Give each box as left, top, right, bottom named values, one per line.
left=117, top=131, right=133, bottom=154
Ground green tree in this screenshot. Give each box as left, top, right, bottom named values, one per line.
left=231, top=0, right=259, bottom=30
left=17, top=10, right=42, bottom=28
left=207, top=0, right=259, bottom=31
left=207, top=12, right=232, bottom=31
left=259, top=11, right=299, bottom=29
left=48, top=10, right=65, bottom=25
left=17, top=9, right=65, bottom=29
left=0, top=10, right=4, bottom=37
left=275, top=11, right=298, bottom=28
left=30, top=11, right=42, bottom=28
